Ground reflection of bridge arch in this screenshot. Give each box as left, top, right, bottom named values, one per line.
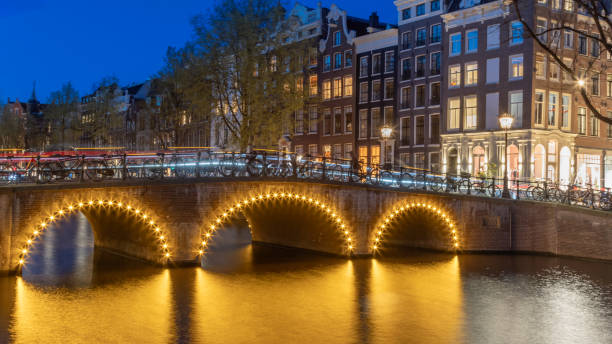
left=371, top=201, right=460, bottom=254
left=199, top=191, right=355, bottom=257
left=18, top=199, right=172, bottom=268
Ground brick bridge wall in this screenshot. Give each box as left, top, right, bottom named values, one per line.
left=0, top=179, right=610, bottom=272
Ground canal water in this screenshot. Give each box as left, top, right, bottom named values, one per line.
left=1, top=213, right=611, bottom=344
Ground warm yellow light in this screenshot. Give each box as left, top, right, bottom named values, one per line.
left=160, top=235, right=165, bottom=240
left=210, top=225, right=215, bottom=230
left=68, top=205, right=74, bottom=210
left=117, top=202, right=123, bottom=207
left=88, top=201, right=93, bottom=205
left=251, top=197, right=256, bottom=201
left=108, top=201, right=113, bottom=205
left=389, top=213, right=394, bottom=218
left=375, top=238, right=380, bottom=242
left=266, top=194, right=271, bottom=198
left=149, top=220, right=154, bottom=225
left=347, top=238, right=352, bottom=242
left=202, top=241, right=207, bottom=246
left=33, top=230, right=39, bottom=235
left=134, top=209, right=140, bottom=214
left=331, top=213, right=336, bottom=217
left=577, top=79, right=585, bottom=87
left=27, top=239, right=32, bottom=244
left=163, top=244, right=168, bottom=248
left=155, top=227, right=160, bottom=232
left=373, top=245, right=377, bottom=249
left=21, top=249, right=27, bottom=254
left=19, top=259, right=24, bottom=264
left=229, top=208, right=234, bottom=212
left=451, top=229, right=456, bottom=234
left=127, top=205, right=132, bottom=209
left=258, top=195, right=263, bottom=199
left=49, top=216, right=55, bottom=221
left=236, top=203, right=241, bottom=208
left=216, top=218, right=221, bottom=223
left=385, top=219, right=389, bottom=223
left=222, top=213, right=228, bottom=217
left=98, top=200, right=104, bottom=205
left=336, top=218, right=341, bottom=223
left=165, top=253, right=170, bottom=257
left=78, top=202, right=84, bottom=207
left=380, top=224, right=385, bottom=229
left=199, top=250, right=204, bottom=255
left=281, top=193, right=286, bottom=197
left=349, top=245, right=353, bottom=249
left=206, top=233, right=211, bottom=237
left=344, top=230, right=349, bottom=235
left=454, top=243, right=459, bottom=247
left=142, top=214, right=148, bottom=219
left=273, top=193, right=278, bottom=197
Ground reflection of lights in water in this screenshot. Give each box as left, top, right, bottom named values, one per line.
left=194, top=253, right=356, bottom=343
left=369, top=255, right=463, bottom=343
left=14, top=271, right=172, bottom=344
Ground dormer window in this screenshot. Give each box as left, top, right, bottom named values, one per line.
left=334, top=31, right=341, bottom=46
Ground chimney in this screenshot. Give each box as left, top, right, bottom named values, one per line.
left=369, top=12, right=379, bottom=28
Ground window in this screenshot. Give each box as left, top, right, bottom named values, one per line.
left=372, top=54, right=382, bottom=74
left=449, top=65, right=461, bottom=87
left=343, top=76, right=352, bottom=97
left=332, top=78, right=342, bottom=98
left=536, top=18, right=547, bottom=43
left=430, top=24, right=441, bottom=43
left=563, top=58, right=573, bottom=82
left=401, top=58, right=411, bottom=80
left=359, top=109, right=368, bottom=138
left=324, top=55, right=331, bottom=72
left=323, top=108, right=331, bottom=135
left=590, top=112, right=600, bottom=136
left=295, top=110, right=304, bottom=134
left=579, top=33, right=587, bottom=55
left=561, top=94, right=571, bottom=129
left=416, top=3, right=425, bottom=16
left=592, top=35, right=600, bottom=57
left=552, top=0, right=561, bottom=10
left=309, top=48, right=317, bottom=66
left=371, top=108, right=382, bottom=137
left=334, top=31, right=341, bottom=46
left=591, top=73, right=600, bottom=96
left=295, top=145, right=303, bottom=155
left=414, top=152, right=425, bottom=169
left=466, top=30, right=478, bottom=53
left=509, top=91, right=523, bottom=127
left=509, top=55, right=523, bottom=80
left=359, top=82, right=368, bottom=103
left=385, top=51, right=395, bottom=73
left=550, top=21, right=560, bottom=47
left=431, top=0, right=440, bottom=11
left=401, top=31, right=412, bottom=50
left=430, top=114, right=440, bottom=144
left=322, top=80, right=331, bottom=100
left=343, top=143, right=352, bottom=160
left=384, top=79, right=394, bottom=100
left=430, top=82, right=440, bottom=105
left=448, top=98, right=460, bottom=129
left=564, top=0, right=574, bottom=11
left=608, top=112, right=612, bottom=138
left=416, top=55, right=426, bottom=77
left=487, top=24, right=500, bottom=49
left=430, top=52, right=441, bottom=75
left=360, top=56, right=368, bottom=77
left=465, top=62, right=478, bottom=86
left=607, top=74, right=612, bottom=97
left=548, top=92, right=558, bottom=126
left=372, top=80, right=381, bottom=101
left=416, top=28, right=427, bottom=46
left=537, top=0, right=546, bottom=5
left=308, top=144, right=317, bottom=157
left=401, top=87, right=411, bottom=109
left=345, top=50, right=352, bottom=67
left=549, top=60, right=559, bottom=81
left=511, top=21, right=523, bottom=45
left=334, top=53, right=342, bottom=69
left=334, top=108, right=343, bottom=135
left=309, top=75, right=318, bottom=96
left=415, top=116, right=425, bottom=145
left=344, top=106, right=353, bottom=133
left=564, top=29, right=573, bottom=48
left=535, top=54, right=546, bottom=79
left=535, top=91, right=544, bottom=125
left=464, top=95, right=477, bottom=129
left=400, top=117, right=410, bottom=145
left=402, top=8, right=411, bottom=20
left=384, top=107, right=394, bottom=126
left=577, top=107, right=586, bottom=134
left=450, top=33, right=461, bottom=55
left=332, top=144, right=342, bottom=159
left=415, top=85, right=426, bottom=107
left=309, top=106, right=318, bottom=133
left=486, top=58, right=499, bottom=84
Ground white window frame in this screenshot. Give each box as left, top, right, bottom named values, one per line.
left=509, top=54, right=524, bottom=81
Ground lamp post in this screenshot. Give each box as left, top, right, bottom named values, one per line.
left=380, top=125, right=393, bottom=169
left=498, top=113, right=514, bottom=198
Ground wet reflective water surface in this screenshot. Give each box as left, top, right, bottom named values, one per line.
left=1, top=214, right=611, bottom=344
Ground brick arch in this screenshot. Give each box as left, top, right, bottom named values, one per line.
left=198, top=191, right=355, bottom=258
left=16, top=198, right=172, bottom=270
left=370, top=200, right=460, bottom=254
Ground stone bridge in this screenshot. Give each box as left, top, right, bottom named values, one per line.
left=1, top=179, right=610, bottom=273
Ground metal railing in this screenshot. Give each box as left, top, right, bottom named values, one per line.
left=0, top=150, right=610, bottom=211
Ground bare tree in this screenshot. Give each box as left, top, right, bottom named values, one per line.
left=46, top=82, right=80, bottom=150
left=512, top=0, right=612, bottom=125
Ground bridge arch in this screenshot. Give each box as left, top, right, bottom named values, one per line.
left=17, top=199, right=172, bottom=268
left=198, top=191, right=355, bottom=257
left=371, top=200, right=460, bottom=254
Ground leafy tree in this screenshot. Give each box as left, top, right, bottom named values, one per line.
left=191, top=0, right=309, bottom=150
left=512, top=0, right=612, bottom=125
left=45, top=82, right=80, bottom=150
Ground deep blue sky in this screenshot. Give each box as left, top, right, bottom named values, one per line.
left=0, top=1, right=396, bottom=103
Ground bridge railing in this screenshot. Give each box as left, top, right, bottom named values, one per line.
left=0, top=151, right=610, bottom=211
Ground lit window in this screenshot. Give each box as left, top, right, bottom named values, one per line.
left=449, top=65, right=461, bottom=88
left=509, top=55, right=523, bottom=80
left=465, top=62, right=478, bottom=86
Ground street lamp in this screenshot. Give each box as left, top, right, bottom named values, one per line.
left=498, top=113, right=514, bottom=198
left=380, top=125, right=393, bottom=169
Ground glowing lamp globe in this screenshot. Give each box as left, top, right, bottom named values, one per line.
left=380, top=126, right=393, bottom=139
left=498, top=113, right=514, bottom=130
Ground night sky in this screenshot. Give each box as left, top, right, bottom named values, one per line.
left=0, top=1, right=396, bottom=103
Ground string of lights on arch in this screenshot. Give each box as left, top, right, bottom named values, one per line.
left=18, top=199, right=172, bottom=266
left=371, top=201, right=460, bottom=253
left=198, top=192, right=355, bottom=256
